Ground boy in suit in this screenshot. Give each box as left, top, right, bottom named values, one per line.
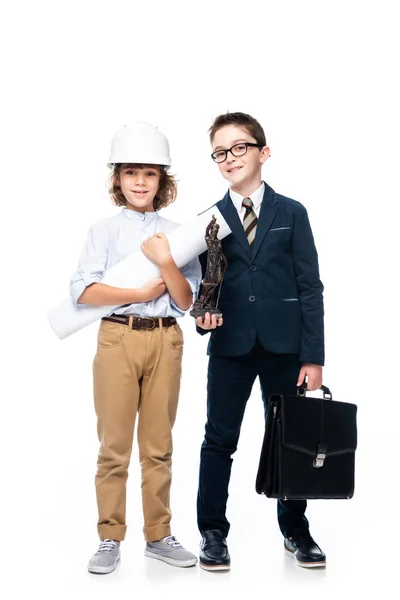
left=196, top=112, right=326, bottom=570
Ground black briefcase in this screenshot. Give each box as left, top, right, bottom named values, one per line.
left=255, top=385, right=357, bottom=500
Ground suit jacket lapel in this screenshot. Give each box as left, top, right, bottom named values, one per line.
left=217, top=191, right=252, bottom=257
left=251, top=182, right=280, bottom=258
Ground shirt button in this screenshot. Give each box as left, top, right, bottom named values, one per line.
left=251, top=265, right=257, bottom=271
left=249, top=295, right=255, bottom=302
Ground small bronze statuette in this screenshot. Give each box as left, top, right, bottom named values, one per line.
left=190, top=215, right=227, bottom=320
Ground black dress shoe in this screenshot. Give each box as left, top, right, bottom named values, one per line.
left=199, top=529, right=231, bottom=571
left=284, top=529, right=326, bottom=568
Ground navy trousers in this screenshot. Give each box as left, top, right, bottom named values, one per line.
left=197, top=339, right=309, bottom=538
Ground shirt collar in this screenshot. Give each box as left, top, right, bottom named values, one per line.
left=229, top=182, right=265, bottom=212
left=121, top=207, right=159, bottom=221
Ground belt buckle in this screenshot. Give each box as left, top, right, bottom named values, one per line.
left=147, top=318, right=156, bottom=330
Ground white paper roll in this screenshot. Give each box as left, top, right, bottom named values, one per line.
left=47, top=206, right=231, bottom=339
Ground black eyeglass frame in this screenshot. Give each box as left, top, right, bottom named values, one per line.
left=211, top=142, right=263, bottom=163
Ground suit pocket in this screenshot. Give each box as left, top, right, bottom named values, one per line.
left=268, top=226, right=292, bottom=234
left=263, top=227, right=292, bottom=257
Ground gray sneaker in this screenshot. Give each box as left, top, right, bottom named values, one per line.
left=88, top=539, right=121, bottom=574
left=145, top=535, right=198, bottom=567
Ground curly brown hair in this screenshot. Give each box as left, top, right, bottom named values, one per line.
left=209, top=112, right=267, bottom=147
left=108, top=163, right=178, bottom=210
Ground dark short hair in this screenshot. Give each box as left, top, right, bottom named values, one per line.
left=209, top=112, right=266, bottom=147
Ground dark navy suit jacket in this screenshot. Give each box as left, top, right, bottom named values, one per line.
left=196, top=182, right=325, bottom=366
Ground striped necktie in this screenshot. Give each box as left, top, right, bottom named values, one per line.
left=242, top=197, right=258, bottom=245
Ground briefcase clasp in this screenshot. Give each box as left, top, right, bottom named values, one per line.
left=313, top=453, right=326, bottom=468
left=313, top=443, right=328, bottom=468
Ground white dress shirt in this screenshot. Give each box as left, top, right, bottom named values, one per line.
left=229, top=182, right=265, bottom=220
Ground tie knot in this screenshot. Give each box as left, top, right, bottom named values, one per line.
left=242, top=197, right=253, bottom=208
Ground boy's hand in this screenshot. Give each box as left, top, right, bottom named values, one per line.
left=196, top=312, right=223, bottom=329
left=297, top=363, right=323, bottom=391
left=141, top=233, right=172, bottom=266
left=138, top=278, right=166, bottom=302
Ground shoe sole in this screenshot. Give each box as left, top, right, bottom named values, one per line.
left=144, top=549, right=197, bottom=568
left=87, top=556, right=120, bottom=574
left=199, top=561, right=231, bottom=572
left=284, top=548, right=326, bottom=568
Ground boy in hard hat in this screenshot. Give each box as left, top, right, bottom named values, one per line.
left=195, top=112, right=326, bottom=570
left=70, top=122, right=201, bottom=572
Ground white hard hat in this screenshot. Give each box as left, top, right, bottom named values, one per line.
left=108, top=121, right=171, bottom=167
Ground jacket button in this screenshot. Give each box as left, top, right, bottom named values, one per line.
left=251, top=265, right=257, bottom=271
left=249, top=295, right=255, bottom=302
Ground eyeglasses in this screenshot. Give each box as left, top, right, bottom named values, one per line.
left=211, top=142, right=263, bottom=163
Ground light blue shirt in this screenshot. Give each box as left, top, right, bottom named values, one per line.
left=70, top=208, right=202, bottom=318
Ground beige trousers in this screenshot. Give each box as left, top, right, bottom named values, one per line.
left=92, top=317, right=183, bottom=542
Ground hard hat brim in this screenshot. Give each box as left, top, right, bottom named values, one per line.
left=108, top=157, right=171, bottom=168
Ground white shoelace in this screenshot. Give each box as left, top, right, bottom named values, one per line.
left=98, top=539, right=118, bottom=553
left=160, top=535, right=182, bottom=548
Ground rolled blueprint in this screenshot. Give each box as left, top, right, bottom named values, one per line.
left=47, top=206, right=231, bottom=339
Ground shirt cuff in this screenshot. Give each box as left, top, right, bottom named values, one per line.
left=69, top=270, right=103, bottom=305
left=170, top=277, right=200, bottom=314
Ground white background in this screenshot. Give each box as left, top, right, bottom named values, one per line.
left=1, top=1, right=399, bottom=599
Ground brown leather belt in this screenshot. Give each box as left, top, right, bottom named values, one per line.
left=102, top=314, right=177, bottom=330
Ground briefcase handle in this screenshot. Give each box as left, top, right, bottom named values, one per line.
left=297, top=383, right=332, bottom=400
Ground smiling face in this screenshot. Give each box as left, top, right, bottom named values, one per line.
left=211, top=124, right=270, bottom=195
left=118, top=165, right=161, bottom=212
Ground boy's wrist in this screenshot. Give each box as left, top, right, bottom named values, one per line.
left=158, top=255, right=174, bottom=268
